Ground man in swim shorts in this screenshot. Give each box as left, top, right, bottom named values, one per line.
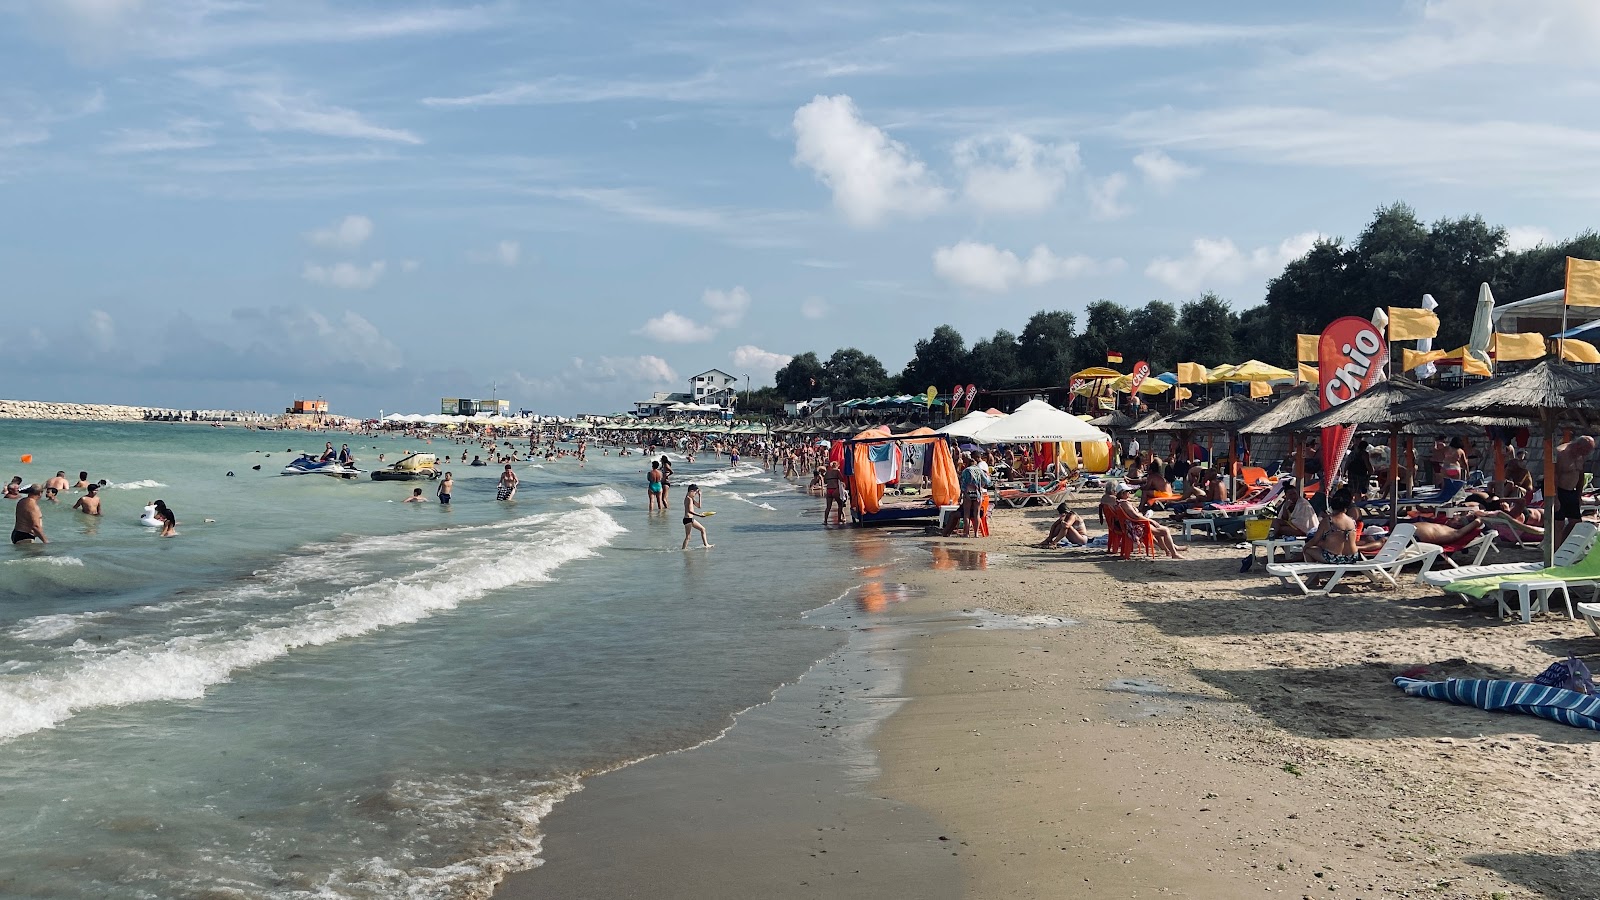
left=1555, top=435, right=1596, bottom=548
left=648, top=461, right=663, bottom=510
left=496, top=463, right=519, bottom=501
left=681, top=484, right=712, bottom=549
left=44, top=470, right=68, bottom=503
left=437, top=472, right=453, bottom=505
left=72, top=483, right=101, bottom=516
left=12, top=484, right=46, bottom=544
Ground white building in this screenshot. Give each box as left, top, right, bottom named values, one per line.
left=690, top=369, right=740, bottom=407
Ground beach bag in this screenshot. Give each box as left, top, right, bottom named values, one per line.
left=1531, top=657, right=1597, bottom=694
left=1291, top=496, right=1319, bottom=535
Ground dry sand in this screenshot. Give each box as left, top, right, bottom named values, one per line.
left=876, top=506, right=1600, bottom=899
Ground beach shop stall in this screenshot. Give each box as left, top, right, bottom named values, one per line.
left=844, top=427, right=960, bottom=526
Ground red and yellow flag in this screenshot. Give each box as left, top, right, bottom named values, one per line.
left=1105, top=351, right=1123, bottom=364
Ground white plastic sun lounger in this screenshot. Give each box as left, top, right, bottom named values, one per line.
left=1414, top=530, right=1499, bottom=573
left=1265, top=524, right=1421, bottom=596
left=1419, top=522, right=1598, bottom=590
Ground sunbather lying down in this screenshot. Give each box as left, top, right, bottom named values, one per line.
left=1039, top=504, right=1089, bottom=547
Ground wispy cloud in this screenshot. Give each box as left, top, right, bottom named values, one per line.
left=422, top=72, right=723, bottom=107
left=306, top=214, right=374, bottom=250
left=241, top=88, right=422, bottom=144
left=102, top=118, right=215, bottom=154
left=302, top=260, right=387, bottom=290
left=468, top=239, right=521, bottom=267
left=1146, top=232, right=1322, bottom=293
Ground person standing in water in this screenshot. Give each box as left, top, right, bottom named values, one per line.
left=659, top=455, right=673, bottom=510
left=153, top=499, right=177, bottom=537
left=72, top=483, right=101, bottom=516
left=680, top=483, right=712, bottom=549
left=496, top=464, right=519, bottom=501
left=437, top=471, right=453, bottom=506
left=12, top=484, right=46, bottom=544
left=647, top=461, right=664, bottom=510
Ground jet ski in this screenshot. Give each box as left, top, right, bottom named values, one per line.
left=280, top=455, right=361, bottom=478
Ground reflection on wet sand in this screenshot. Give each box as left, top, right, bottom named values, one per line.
left=930, top=546, right=987, bottom=570
left=855, top=581, right=914, bottom=613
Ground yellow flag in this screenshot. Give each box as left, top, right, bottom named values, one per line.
left=1402, top=348, right=1448, bottom=371
left=1566, top=257, right=1600, bottom=307
left=1297, top=363, right=1318, bottom=383
left=1562, top=338, right=1600, bottom=364
left=1175, top=387, right=1192, bottom=401
left=1462, top=355, right=1493, bottom=377
left=1249, top=380, right=1272, bottom=398
left=1494, top=332, right=1547, bottom=362
left=1176, top=362, right=1208, bottom=384
left=1296, top=334, right=1318, bottom=361
left=1387, top=307, right=1440, bottom=341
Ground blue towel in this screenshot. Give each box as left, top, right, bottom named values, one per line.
left=1393, top=676, right=1600, bottom=731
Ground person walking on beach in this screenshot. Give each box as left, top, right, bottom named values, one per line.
left=72, top=483, right=101, bottom=516
left=944, top=454, right=991, bottom=538
left=12, top=485, right=46, bottom=544
left=823, top=461, right=845, bottom=526
left=680, top=484, right=712, bottom=549
left=496, top=464, right=519, bottom=501
left=647, top=461, right=664, bottom=510
left=437, top=471, right=453, bottom=506
left=1555, top=435, right=1596, bottom=548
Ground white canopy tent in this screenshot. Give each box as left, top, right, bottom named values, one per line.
left=938, top=410, right=1002, bottom=438
left=1493, top=287, right=1600, bottom=335
left=968, top=400, right=1110, bottom=445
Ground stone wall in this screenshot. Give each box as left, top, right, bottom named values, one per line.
left=0, top=400, right=270, bottom=423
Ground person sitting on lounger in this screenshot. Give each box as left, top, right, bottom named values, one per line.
left=1115, top=487, right=1183, bottom=559
left=1270, top=478, right=1314, bottom=539
left=1038, top=503, right=1090, bottom=547
left=1304, top=488, right=1362, bottom=564
left=1141, top=460, right=1170, bottom=499
left=1206, top=470, right=1228, bottom=503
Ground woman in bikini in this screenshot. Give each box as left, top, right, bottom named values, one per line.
left=1304, top=489, right=1360, bottom=564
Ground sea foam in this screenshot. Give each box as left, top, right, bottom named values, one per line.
left=105, top=479, right=167, bottom=490
left=570, top=486, right=626, bottom=508
left=0, top=507, right=627, bottom=741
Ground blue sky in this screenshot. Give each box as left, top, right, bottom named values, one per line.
left=2, top=0, right=1596, bottom=415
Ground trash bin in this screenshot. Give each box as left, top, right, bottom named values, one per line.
left=1244, top=518, right=1272, bottom=541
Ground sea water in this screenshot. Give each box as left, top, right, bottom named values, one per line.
left=0, top=421, right=871, bottom=898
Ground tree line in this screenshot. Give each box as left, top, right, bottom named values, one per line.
left=771, top=202, right=1600, bottom=403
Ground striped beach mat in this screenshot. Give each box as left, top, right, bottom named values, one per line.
left=1393, top=677, right=1600, bottom=731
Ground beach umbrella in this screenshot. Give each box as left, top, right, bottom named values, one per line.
left=971, top=399, right=1110, bottom=445
left=1288, top=378, right=1438, bottom=524
left=1240, top=385, right=1325, bottom=489
left=1166, top=396, right=1267, bottom=500
left=1224, top=360, right=1297, bottom=382
left=1468, top=283, right=1496, bottom=370
left=1412, top=360, right=1600, bottom=563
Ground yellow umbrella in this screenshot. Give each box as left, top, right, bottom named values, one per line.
left=1108, top=374, right=1172, bottom=395
left=1224, top=359, right=1297, bottom=382
left=1071, top=366, right=1124, bottom=380
left=1204, top=363, right=1239, bottom=384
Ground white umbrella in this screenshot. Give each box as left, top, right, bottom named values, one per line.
left=938, top=410, right=1001, bottom=437
left=1468, top=282, right=1495, bottom=369
left=1412, top=293, right=1439, bottom=379
left=969, top=400, right=1110, bottom=444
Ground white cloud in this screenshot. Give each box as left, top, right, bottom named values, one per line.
left=1086, top=172, right=1130, bottom=219
left=954, top=133, right=1079, bottom=214
left=638, top=311, right=716, bottom=343
left=701, top=286, right=750, bottom=328
left=467, top=239, right=520, bottom=266
left=796, top=258, right=845, bottom=269
left=306, top=214, right=373, bottom=250
left=800, top=297, right=830, bottom=320
left=1132, top=149, right=1198, bottom=189
left=422, top=73, right=721, bottom=107
left=1145, top=232, right=1322, bottom=293
left=792, top=94, right=947, bottom=227
left=302, top=260, right=387, bottom=290
left=1505, top=225, right=1555, bottom=252
left=241, top=89, right=421, bottom=144
left=592, top=355, right=678, bottom=383
left=87, top=309, right=115, bottom=353
left=731, top=345, right=792, bottom=380
left=400, top=259, right=421, bottom=273
left=932, top=241, right=1122, bottom=294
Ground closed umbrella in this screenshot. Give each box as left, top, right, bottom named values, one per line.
left=1468, top=283, right=1495, bottom=370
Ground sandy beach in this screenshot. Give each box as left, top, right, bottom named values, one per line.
left=503, top=504, right=1600, bottom=899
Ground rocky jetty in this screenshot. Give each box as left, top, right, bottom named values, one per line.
left=0, top=400, right=271, bottom=423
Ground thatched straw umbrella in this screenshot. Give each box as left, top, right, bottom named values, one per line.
left=1417, top=359, right=1600, bottom=564
left=1166, top=395, right=1266, bottom=500
left=1088, top=409, right=1134, bottom=429
left=1287, top=378, right=1437, bottom=525
left=1240, top=385, right=1323, bottom=488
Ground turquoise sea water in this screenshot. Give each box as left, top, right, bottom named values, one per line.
left=0, top=421, right=877, bottom=898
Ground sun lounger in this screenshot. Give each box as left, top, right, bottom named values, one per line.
left=994, top=480, right=1069, bottom=509
left=1265, top=524, right=1421, bottom=596
left=1438, top=531, right=1600, bottom=601
left=1419, top=523, right=1598, bottom=589
left=1417, top=530, right=1498, bottom=571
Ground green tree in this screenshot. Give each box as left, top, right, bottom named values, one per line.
left=966, top=329, right=1023, bottom=389
left=1017, top=310, right=1077, bottom=386
left=898, top=324, right=967, bottom=393
left=822, top=348, right=893, bottom=399
left=1124, top=301, right=1180, bottom=371
left=1173, top=293, right=1239, bottom=366
left=1075, top=300, right=1131, bottom=371
left=773, top=351, right=825, bottom=399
